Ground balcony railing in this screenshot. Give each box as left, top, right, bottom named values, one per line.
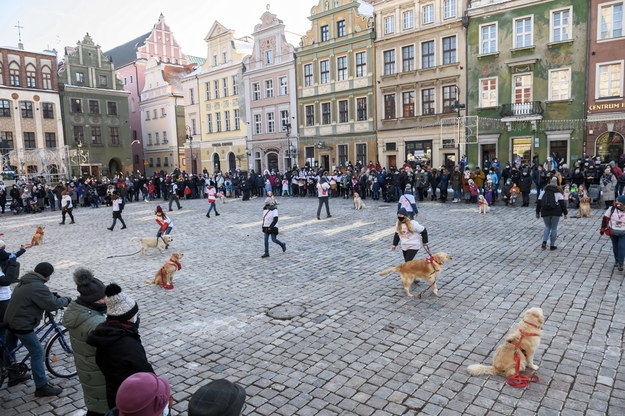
left=500, top=101, right=544, bottom=118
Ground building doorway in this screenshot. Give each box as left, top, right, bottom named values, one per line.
left=595, top=132, right=624, bottom=164
left=228, top=152, right=236, bottom=172
left=213, top=153, right=221, bottom=173
left=549, top=140, right=568, bottom=166
left=480, top=144, right=497, bottom=168
left=387, top=155, right=396, bottom=169
left=444, top=153, right=456, bottom=169
left=511, top=137, right=532, bottom=165
left=321, top=155, right=330, bottom=171
left=267, top=153, right=279, bottom=173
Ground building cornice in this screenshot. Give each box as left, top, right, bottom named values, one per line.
left=61, top=84, right=130, bottom=97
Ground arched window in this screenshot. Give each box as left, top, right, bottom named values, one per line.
left=267, top=152, right=279, bottom=173
left=213, top=153, right=221, bottom=173
left=25, top=64, right=36, bottom=88
left=41, top=65, right=52, bottom=89
left=9, top=62, right=20, bottom=87
left=228, top=152, right=236, bottom=172
left=596, top=131, right=624, bottom=164
left=254, top=151, right=261, bottom=173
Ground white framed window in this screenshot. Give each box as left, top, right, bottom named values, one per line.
left=215, top=112, right=222, bottom=132
left=597, top=61, right=623, bottom=98
left=223, top=78, right=229, bottom=97
left=551, top=8, right=572, bottom=42
left=356, top=97, right=367, bottom=121
left=320, top=60, right=330, bottom=84
left=265, top=79, right=274, bottom=98
left=480, top=23, right=498, bottom=54
left=421, top=89, right=435, bottom=115
left=513, top=74, right=533, bottom=103
left=402, top=45, right=415, bottom=72
left=279, top=76, right=288, bottom=95
left=337, top=20, right=346, bottom=38
left=155, top=132, right=160, bottom=145
left=280, top=110, right=289, bottom=131
left=479, top=78, right=498, bottom=107
left=252, top=82, right=261, bottom=101
left=214, top=80, right=220, bottom=99
left=513, top=16, right=533, bottom=48
left=232, top=76, right=238, bottom=95
left=442, top=36, right=457, bottom=65
left=548, top=68, right=571, bottom=101
left=321, top=102, right=331, bottom=125
left=206, top=115, right=212, bottom=133
left=267, top=112, right=275, bottom=133
left=384, top=50, right=396, bottom=75
left=265, top=50, right=273, bottom=64
left=421, top=40, right=435, bottom=69
left=355, top=52, right=367, bottom=77
left=254, top=114, right=262, bottom=134
left=384, top=16, right=395, bottom=34
left=205, top=82, right=211, bottom=100
left=337, top=56, right=348, bottom=81
left=304, top=64, right=313, bottom=86
left=305, top=104, right=315, bottom=126
left=444, top=0, right=457, bottom=19
left=338, top=99, right=349, bottom=123
left=423, top=4, right=434, bottom=24
left=234, top=109, right=240, bottom=130
left=600, top=2, right=623, bottom=40
left=162, top=131, right=168, bottom=143
left=403, top=10, right=414, bottom=30
left=225, top=110, right=231, bottom=131
left=191, top=119, right=196, bottom=135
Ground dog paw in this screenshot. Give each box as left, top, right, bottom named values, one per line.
left=529, top=364, right=539, bottom=370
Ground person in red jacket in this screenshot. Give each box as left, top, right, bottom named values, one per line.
left=154, top=206, right=172, bottom=248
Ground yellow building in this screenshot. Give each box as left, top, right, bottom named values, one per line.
left=182, top=22, right=252, bottom=174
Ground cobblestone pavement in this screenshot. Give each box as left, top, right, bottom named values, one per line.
left=1, top=194, right=624, bottom=416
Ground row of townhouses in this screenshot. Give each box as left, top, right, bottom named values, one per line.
left=0, top=0, right=623, bottom=178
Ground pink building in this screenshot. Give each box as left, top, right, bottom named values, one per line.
left=243, top=9, right=298, bottom=173
left=104, top=14, right=187, bottom=174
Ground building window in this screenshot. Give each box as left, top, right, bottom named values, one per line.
left=321, top=25, right=329, bottom=42
left=154, top=132, right=160, bottom=145
left=26, top=67, right=36, bottom=88
left=191, top=118, right=197, bottom=134
left=21, top=101, right=33, bottom=118
left=89, top=100, right=100, bottom=114
left=320, top=60, right=330, bottom=84
left=0, top=132, right=14, bottom=153
left=305, top=105, right=315, bottom=126
left=402, top=91, right=415, bottom=117
left=403, top=10, right=414, bottom=30
left=551, top=8, right=572, bottom=42
left=423, top=5, right=434, bottom=24
left=356, top=143, right=367, bottom=165
left=384, top=16, right=395, bottom=34
left=254, top=114, right=262, bottom=134
left=280, top=110, right=289, bottom=131
left=42, top=103, right=54, bottom=119
left=338, top=100, right=349, bottom=123
left=356, top=52, right=367, bottom=77
left=234, top=109, right=240, bottom=130
left=444, top=0, right=457, bottom=19
left=214, top=80, right=220, bottom=99
left=153, top=109, right=157, bottom=119
left=145, top=110, right=150, bottom=121
left=71, top=98, right=82, bottom=113
left=205, top=82, right=211, bottom=100
left=402, top=45, right=415, bottom=72
left=164, top=157, right=169, bottom=167
left=384, top=50, right=396, bottom=75
left=514, top=74, right=533, bottom=103
left=213, top=55, right=218, bottom=66
left=216, top=112, right=222, bottom=132
left=99, top=75, right=108, bottom=87
left=265, top=79, right=274, bottom=98
left=23, top=132, right=35, bottom=148
left=337, top=56, right=348, bottom=80
left=514, top=16, right=533, bottom=48
left=73, top=126, right=84, bottom=143
left=190, top=87, right=195, bottom=104
left=252, top=82, right=261, bottom=100
left=161, top=108, right=166, bottom=117
left=384, top=94, right=396, bottom=119
left=421, top=41, right=435, bottom=69
left=265, top=50, right=273, bottom=64
left=0, top=100, right=10, bottom=117
left=9, top=65, right=20, bottom=87
left=598, top=62, right=623, bottom=98
left=337, top=20, right=346, bottom=37
left=272, top=77, right=285, bottom=97
left=304, top=64, right=313, bottom=86
left=267, top=112, right=275, bottom=133
left=223, top=78, right=229, bottom=97
left=600, top=3, right=623, bottom=40
left=207, top=114, right=213, bottom=133
left=42, top=68, right=52, bottom=89
left=480, top=78, right=497, bottom=107
left=149, top=158, right=154, bottom=167
left=422, top=89, right=435, bottom=115
left=442, top=36, right=457, bottom=65
left=111, top=127, right=120, bottom=145
left=442, top=85, right=457, bottom=113
left=156, top=157, right=161, bottom=167
left=225, top=110, right=231, bottom=131
left=232, top=76, right=238, bottom=95
left=480, top=23, right=497, bottom=54
left=162, top=131, right=168, bottom=143
left=549, top=68, right=571, bottom=100
left=91, top=127, right=102, bottom=144
left=321, top=103, right=331, bottom=125
left=338, top=144, right=348, bottom=167
left=356, top=97, right=367, bottom=121
left=75, top=72, right=84, bottom=84
left=45, top=132, right=56, bottom=148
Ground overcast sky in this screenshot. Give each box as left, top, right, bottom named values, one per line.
left=0, top=0, right=313, bottom=57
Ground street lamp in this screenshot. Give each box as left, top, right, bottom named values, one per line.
left=185, top=125, right=196, bottom=175
left=451, top=86, right=466, bottom=167
left=284, top=122, right=296, bottom=170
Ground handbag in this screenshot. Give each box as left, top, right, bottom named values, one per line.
left=262, top=226, right=279, bottom=235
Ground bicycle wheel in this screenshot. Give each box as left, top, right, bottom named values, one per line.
left=45, top=328, right=76, bottom=378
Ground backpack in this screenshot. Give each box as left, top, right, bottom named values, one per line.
left=118, top=200, right=125, bottom=211
left=542, top=190, right=557, bottom=209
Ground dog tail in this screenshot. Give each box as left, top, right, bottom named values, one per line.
left=467, top=364, right=497, bottom=376
left=379, top=266, right=399, bottom=276
left=131, top=237, right=140, bottom=242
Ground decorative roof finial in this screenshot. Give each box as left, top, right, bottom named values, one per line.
left=266, top=4, right=270, bottom=11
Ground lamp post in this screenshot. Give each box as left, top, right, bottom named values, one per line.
left=284, top=122, right=295, bottom=170
left=185, top=125, right=196, bottom=175
left=451, top=86, right=466, bottom=168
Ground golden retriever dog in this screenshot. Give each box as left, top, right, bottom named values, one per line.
left=578, top=196, right=591, bottom=218
left=30, top=225, right=45, bottom=246
left=478, top=195, right=490, bottom=214
left=379, top=252, right=453, bottom=297
left=145, top=252, right=184, bottom=289
left=217, top=192, right=228, bottom=204
left=131, top=235, right=173, bottom=255
left=353, top=192, right=367, bottom=210
left=467, top=307, right=544, bottom=377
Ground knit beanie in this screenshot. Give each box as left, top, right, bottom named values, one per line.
left=188, top=379, right=246, bottom=416
left=116, top=372, right=170, bottom=416
left=617, top=195, right=625, bottom=205
left=397, top=208, right=410, bottom=217
left=155, top=205, right=163, bottom=214
left=73, top=268, right=106, bottom=303
left=105, top=283, right=138, bottom=322
left=34, top=262, right=54, bottom=278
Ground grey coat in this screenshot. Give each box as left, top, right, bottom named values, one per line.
left=600, top=175, right=617, bottom=202
left=63, top=301, right=108, bottom=414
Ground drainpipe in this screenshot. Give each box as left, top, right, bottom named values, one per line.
left=463, top=9, right=470, bottom=164
left=195, top=74, right=202, bottom=173
left=583, top=0, right=591, bottom=159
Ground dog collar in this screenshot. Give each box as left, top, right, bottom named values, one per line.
left=36, top=231, right=44, bottom=235
left=168, top=260, right=182, bottom=270
left=523, top=320, right=541, bottom=330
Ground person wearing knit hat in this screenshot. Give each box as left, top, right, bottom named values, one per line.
left=261, top=198, right=286, bottom=258
left=601, top=195, right=625, bottom=271
left=113, top=372, right=171, bottom=416
left=398, top=186, right=418, bottom=219
left=536, top=176, right=568, bottom=250
left=0, top=246, right=24, bottom=387
left=188, top=379, right=246, bottom=416
left=87, top=284, right=154, bottom=409
left=62, top=268, right=108, bottom=415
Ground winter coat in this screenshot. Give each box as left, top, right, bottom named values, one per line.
left=62, top=301, right=108, bottom=414
left=519, top=174, right=533, bottom=192
left=87, top=320, right=154, bottom=409
left=451, top=171, right=462, bottom=190
left=471, top=170, right=485, bottom=187
left=3, top=271, right=70, bottom=332
left=600, top=174, right=617, bottom=202
left=536, top=184, right=568, bottom=218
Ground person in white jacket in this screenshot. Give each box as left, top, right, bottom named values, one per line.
left=391, top=208, right=429, bottom=262
left=316, top=177, right=332, bottom=220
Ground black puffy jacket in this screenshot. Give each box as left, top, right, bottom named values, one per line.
left=536, top=185, right=568, bottom=218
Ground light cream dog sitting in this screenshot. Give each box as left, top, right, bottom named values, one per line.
left=467, top=307, right=544, bottom=377
left=131, top=235, right=173, bottom=255
left=478, top=195, right=490, bottom=214
left=353, top=192, right=367, bottom=210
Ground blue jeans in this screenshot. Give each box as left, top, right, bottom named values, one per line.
left=542, top=216, right=561, bottom=246
left=206, top=202, right=217, bottom=215
left=264, top=232, right=284, bottom=254
left=610, top=234, right=625, bottom=264
left=7, top=331, right=47, bottom=387
left=111, top=217, right=126, bottom=228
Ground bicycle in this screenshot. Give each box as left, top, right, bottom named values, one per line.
left=0, top=309, right=76, bottom=388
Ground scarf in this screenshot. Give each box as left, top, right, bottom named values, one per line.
left=76, top=297, right=108, bottom=313
left=602, top=174, right=612, bottom=187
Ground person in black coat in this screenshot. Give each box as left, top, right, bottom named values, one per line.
left=536, top=178, right=568, bottom=250
left=519, top=169, right=533, bottom=207
left=87, top=284, right=154, bottom=409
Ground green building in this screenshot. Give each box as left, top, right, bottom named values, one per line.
left=466, top=0, right=587, bottom=167
left=59, top=33, right=131, bottom=178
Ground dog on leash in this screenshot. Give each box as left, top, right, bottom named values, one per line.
left=578, top=196, right=591, bottom=218
left=353, top=192, right=367, bottom=210
left=144, top=252, right=184, bottom=289
left=217, top=192, right=228, bottom=204
left=478, top=195, right=490, bottom=214
left=30, top=225, right=45, bottom=246
left=467, top=307, right=544, bottom=377
left=379, top=252, right=453, bottom=297
left=131, top=235, right=173, bottom=255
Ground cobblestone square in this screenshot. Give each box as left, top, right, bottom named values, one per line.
left=1, top=195, right=624, bottom=415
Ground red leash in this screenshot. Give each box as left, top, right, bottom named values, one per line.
left=417, top=245, right=440, bottom=298
left=506, top=322, right=540, bottom=387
